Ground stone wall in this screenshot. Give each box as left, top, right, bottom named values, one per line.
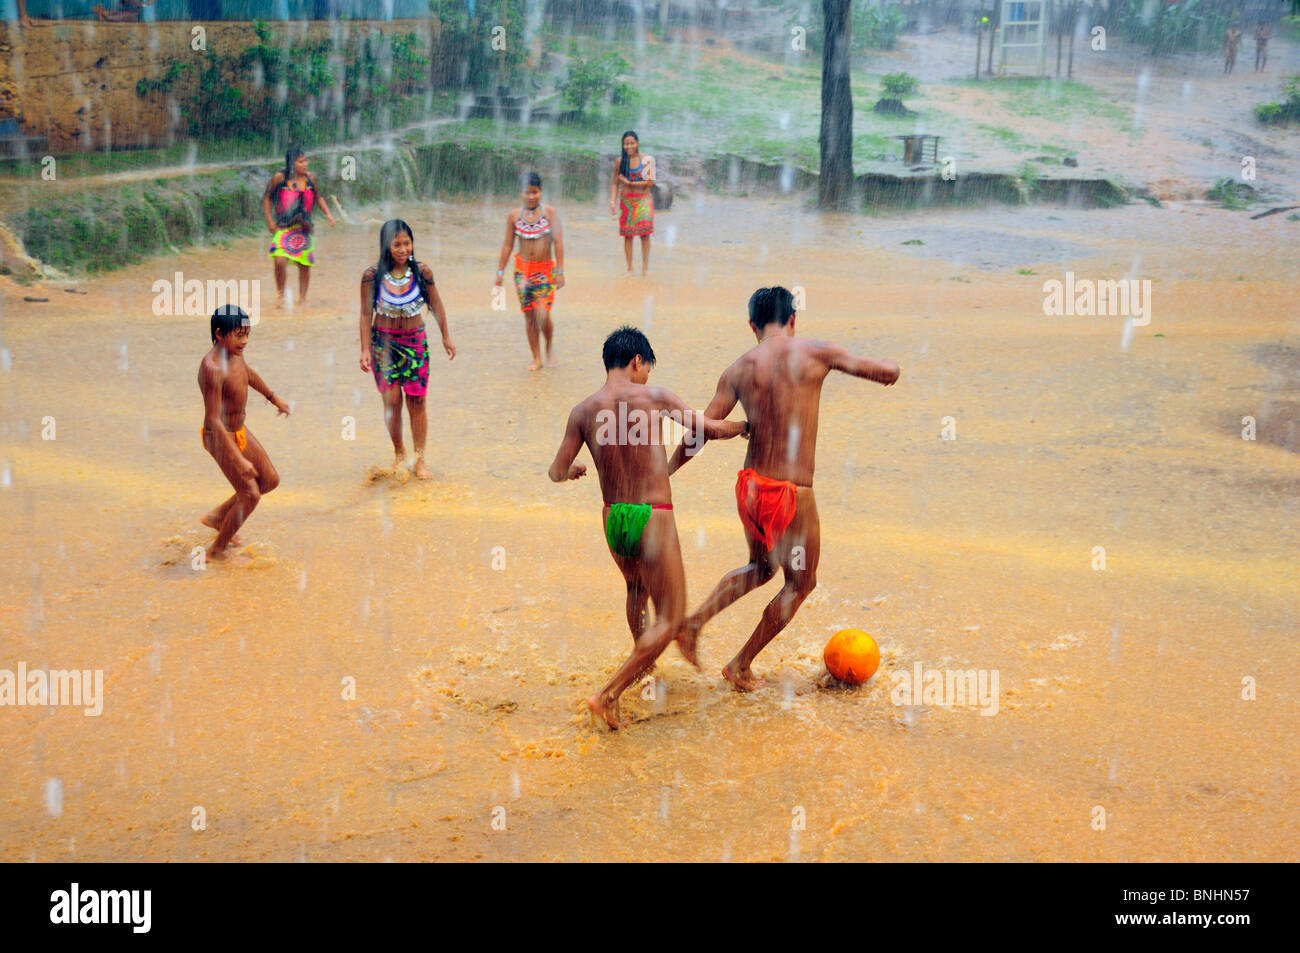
left=0, top=19, right=438, bottom=152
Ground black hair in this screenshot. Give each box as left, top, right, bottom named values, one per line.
left=284, top=147, right=305, bottom=184
left=371, top=219, right=430, bottom=309
left=521, top=171, right=542, bottom=190
left=603, top=325, right=656, bottom=371
left=617, top=130, right=639, bottom=180
left=211, top=304, right=251, bottom=343
left=748, top=286, right=796, bottom=329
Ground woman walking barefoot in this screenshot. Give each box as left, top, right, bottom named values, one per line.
left=359, top=220, right=455, bottom=481
left=263, top=148, right=335, bottom=309
left=610, top=131, right=655, bottom=276
left=494, top=172, right=566, bottom=371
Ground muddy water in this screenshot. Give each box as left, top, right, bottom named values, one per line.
left=0, top=195, right=1295, bottom=861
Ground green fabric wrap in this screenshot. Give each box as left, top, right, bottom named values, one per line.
left=604, top=503, right=653, bottom=559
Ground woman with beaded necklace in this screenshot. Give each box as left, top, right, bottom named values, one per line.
left=359, top=219, right=455, bottom=481
left=495, top=172, right=566, bottom=371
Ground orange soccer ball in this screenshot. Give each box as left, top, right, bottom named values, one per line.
left=824, top=629, right=880, bottom=685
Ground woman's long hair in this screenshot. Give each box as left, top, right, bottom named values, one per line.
left=283, top=147, right=304, bottom=184
left=372, top=218, right=429, bottom=310
left=617, top=130, right=639, bottom=179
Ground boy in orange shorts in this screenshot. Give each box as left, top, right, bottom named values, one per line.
left=669, top=287, right=900, bottom=690
left=198, top=305, right=290, bottom=559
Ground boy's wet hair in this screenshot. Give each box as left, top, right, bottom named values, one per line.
left=210, top=304, right=251, bottom=342
left=748, top=286, right=796, bottom=328
left=603, top=325, right=656, bottom=371
left=521, top=171, right=542, bottom=190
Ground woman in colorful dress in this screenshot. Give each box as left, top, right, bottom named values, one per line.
left=494, top=172, right=565, bottom=371
left=609, top=130, right=655, bottom=276
left=359, top=219, right=456, bottom=481
left=262, top=148, right=335, bottom=309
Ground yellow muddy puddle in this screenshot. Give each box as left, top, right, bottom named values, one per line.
left=1, top=195, right=1296, bottom=860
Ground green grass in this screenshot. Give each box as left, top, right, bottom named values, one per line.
left=953, top=77, right=1131, bottom=126
left=0, top=34, right=1142, bottom=209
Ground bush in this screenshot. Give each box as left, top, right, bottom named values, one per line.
left=1254, top=76, right=1300, bottom=125
left=560, top=44, right=633, bottom=116
left=856, top=2, right=904, bottom=51
left=881, top=72, right=919, bottom=98
left=781, top=1, right=904, bottom=53
left=1208, top=177, right=1254, bottom=209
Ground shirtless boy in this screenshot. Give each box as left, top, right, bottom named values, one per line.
left=198, top=305, right=290, bottom=559
left=548, top=326, right=746, bottom=728
left=1254, top=22, right=1271, bottom=73
left=1225, top=26, right=1241, bottom=74
left=668, top=287, right=899, bottom=690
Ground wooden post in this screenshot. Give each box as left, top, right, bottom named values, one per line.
left=976, top=1, right=985, bottom=79
left=988, top=1, right=999, bottom=75
left=1056, top=1, right=1064, bottom=76
left=1067, top=0, right=1076, bottom=78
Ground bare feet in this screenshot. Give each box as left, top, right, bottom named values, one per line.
left=586, top=692, right=625, bottom=730
left=526, top=360, right=542, bottom=372
left=722, top=660, right=763, bottom=692
left=412, top=456, right=434, bottom=480
left=199, top=514, right=241, bottom=547
left=206, top=543, right=228, bottom=561
left=675, top=619, right=702, bottom=670
left=545, top=354, right=558, bottom=368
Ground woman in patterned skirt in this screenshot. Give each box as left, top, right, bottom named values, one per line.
left=359, top=219, right=456, bottom=480
left=263, top=148, right=335, bottom=309
left=609, top=130, right=655, bottom=276
left=494, top=172, right=566, bottom=371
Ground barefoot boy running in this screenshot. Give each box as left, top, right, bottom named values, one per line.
left=199, top=305, right=290, bottom=559
left=668, top=287, right=899, bottom=690
left=548, top=326, right=746, bottom=728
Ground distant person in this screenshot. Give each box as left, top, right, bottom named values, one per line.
left=610, top=130, right=655, bottom=276
left=198, top=306, right=289, bottom=560
left=262, top=148, right=335, bottom=310
left=494, top=172, right=565, bottom=371
left=668, top=287, right=900, bottom=691
left=1224, top=26, right=1241, bottom=75
left=93, top=0, right=151, bottom=21
left=1254, top=22, right=1271, bottom=73
left=548, top=325, right=745, bottom=729
left=359, top=219, right=455, bottom=481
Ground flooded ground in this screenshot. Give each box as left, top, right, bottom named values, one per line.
left=0, top=192, right=1296, bottom=861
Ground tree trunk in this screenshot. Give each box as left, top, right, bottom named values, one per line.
left=818, top=0, right=854, bottom=210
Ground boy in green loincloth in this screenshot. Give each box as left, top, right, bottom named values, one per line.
left=548, top=326, right=747, bottom=728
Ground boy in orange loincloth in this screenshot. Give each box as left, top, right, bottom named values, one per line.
left=669, top=287, right=900, bottom=690
left=198, top=305, right=290, bottom=559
